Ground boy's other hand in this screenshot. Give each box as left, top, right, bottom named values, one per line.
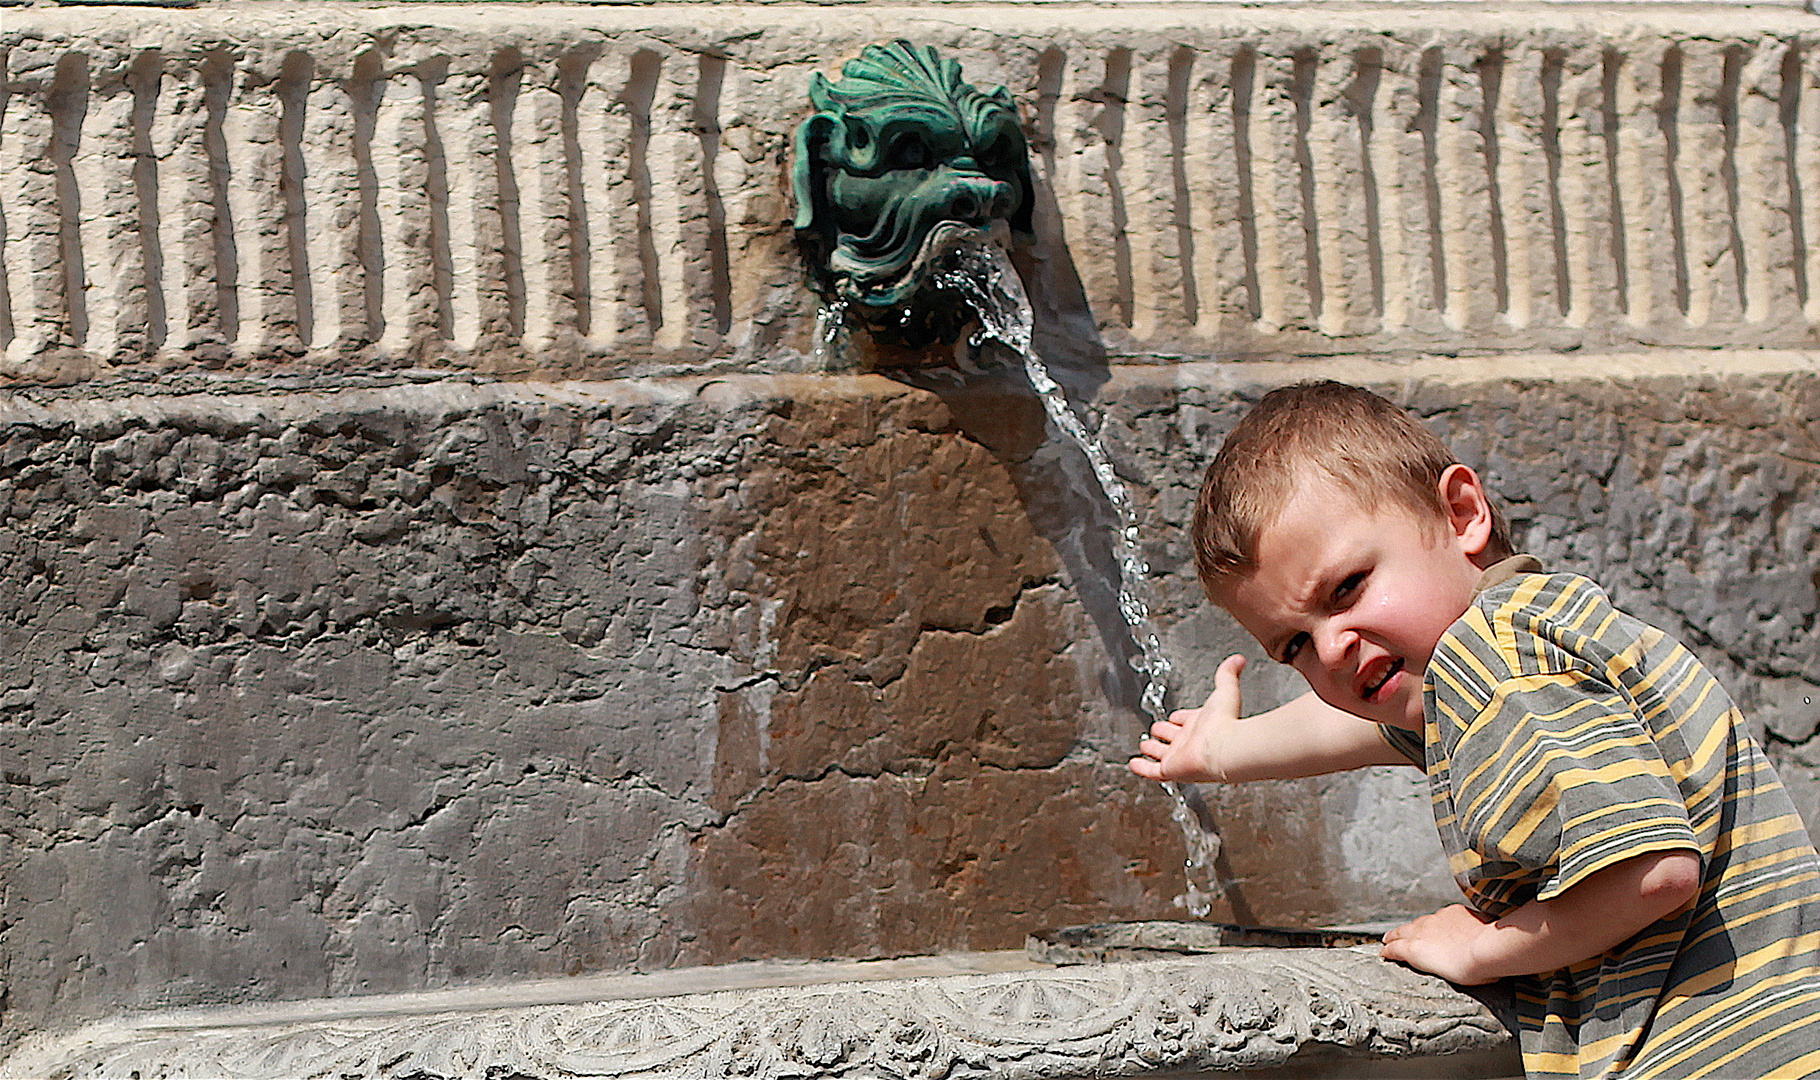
left=1381, top=850, right=1701, bottom=987
left=1379, top=904, right=1501, bottom=986
left=1128, top=653, right=1247, bottom=785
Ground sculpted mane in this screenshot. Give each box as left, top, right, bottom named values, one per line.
left=793, top=40, right=1034, bottom=347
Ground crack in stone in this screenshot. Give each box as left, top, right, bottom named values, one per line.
left=913, top=575, right=1062, bottom=639
left=715, top=671, right=779, bottom=695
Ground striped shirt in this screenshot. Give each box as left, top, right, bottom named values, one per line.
left=1389, top=561, right=1820, bottom=1078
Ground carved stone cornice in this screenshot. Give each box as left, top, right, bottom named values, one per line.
left=6, top=948, right=1513, bottom=1079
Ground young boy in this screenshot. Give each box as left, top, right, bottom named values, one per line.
left=1130, top=380, right=1820, bottom=1078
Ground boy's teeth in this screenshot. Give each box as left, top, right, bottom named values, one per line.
left=1366, top=659, right=1403, bottom=697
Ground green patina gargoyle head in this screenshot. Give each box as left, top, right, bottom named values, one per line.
left=793, top=40, right=1034, bottom=348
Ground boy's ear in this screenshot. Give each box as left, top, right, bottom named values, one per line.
left=1438, top=464, right=1494, bottom=558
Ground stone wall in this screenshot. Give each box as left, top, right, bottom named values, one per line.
left=2, top=0, right=1818, bottom=1056
left=0, top=375, right=1194, bottom=1044
left=4, top=353, right=1816, bottom=1048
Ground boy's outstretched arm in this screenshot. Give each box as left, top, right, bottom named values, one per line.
left=1128, top=654, right=1413, bottom=784
left=1379, top=849, right=1703, bottom=985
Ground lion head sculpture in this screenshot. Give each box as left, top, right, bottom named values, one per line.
left=793, top=41, right=1035, bottom=348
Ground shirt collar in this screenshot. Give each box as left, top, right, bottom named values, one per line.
left=1471, top=553, right=1544, bottom=599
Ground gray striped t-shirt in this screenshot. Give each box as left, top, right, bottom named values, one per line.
left=1389, top=565, right=1820, bottom=1078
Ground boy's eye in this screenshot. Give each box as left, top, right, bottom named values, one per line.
left=1333, top=571, right=1366, bottom=602
left=1280, top=632, right=1309, bottom=665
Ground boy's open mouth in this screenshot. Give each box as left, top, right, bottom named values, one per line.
left=1362, top=658, right=1404, bottom=702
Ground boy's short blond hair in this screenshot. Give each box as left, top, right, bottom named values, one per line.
left=1192, top=381, right=1512, bottom=597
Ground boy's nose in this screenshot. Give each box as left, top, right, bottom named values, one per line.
left=1315, top=624, right=1357, bottom=668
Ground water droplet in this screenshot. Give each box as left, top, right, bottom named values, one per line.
left=811, top=299, right=851, bottom=369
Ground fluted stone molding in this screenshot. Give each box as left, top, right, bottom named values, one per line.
left=3, top=948, right=1514, bottom=1079
left=3, top=5, right=1819, bottom=380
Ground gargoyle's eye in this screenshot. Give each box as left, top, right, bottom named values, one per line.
left=976, top=130, right=1017, bottom=171
left=846, top=119, right=871, bottom=150
left=887, top=133, right=931, bottom=170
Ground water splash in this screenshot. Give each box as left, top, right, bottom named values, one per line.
left=934, top=237, right=1222, bottom=915
left=812, top=298, right=852, bottom=369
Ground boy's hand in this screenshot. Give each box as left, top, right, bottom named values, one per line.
left=1128, top=657, right=1410, bottom=784
left=1380, top=904, right=1500, bottom=985
left=1128, top=654, right=1247, bottom=785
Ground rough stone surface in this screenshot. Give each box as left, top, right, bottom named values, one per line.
left=0, top=375, right=1197, bottom=1050
left=3, top=948, right=1517, bottom=1079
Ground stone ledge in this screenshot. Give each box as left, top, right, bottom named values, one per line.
left=0, top=346, right=1811, bottom=421
left=1, top=948, right=1518, bottom=1079
left=1109, top=348, right=1820, bottom=388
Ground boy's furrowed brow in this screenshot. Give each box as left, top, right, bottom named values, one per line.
left=1240, top=594, right=1307, bottom=664
left=1243, top=619, right=1295, bottom=666
left=1287, top=535, right=1367, bottom=610
left=1285, top=565, right=1339, bottom=610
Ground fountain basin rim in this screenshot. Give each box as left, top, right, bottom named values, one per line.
left=3, top=947, right=1517, bottom=1080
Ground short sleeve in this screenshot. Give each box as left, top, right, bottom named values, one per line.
left=1448, top=669, right=1700, bottom=906
left=1377, top=723, right=1424, bottom=768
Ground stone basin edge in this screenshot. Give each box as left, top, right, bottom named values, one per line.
left=1, top=946, right=1517, bottom=1079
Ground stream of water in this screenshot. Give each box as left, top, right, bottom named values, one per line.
left=930, top=239, right=1222, bottom=916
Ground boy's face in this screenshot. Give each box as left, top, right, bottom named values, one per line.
left=1213, top=468, right=1492, bottom=731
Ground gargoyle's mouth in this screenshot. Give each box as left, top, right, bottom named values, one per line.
left=827, top=172, right=1016, bottom=307
left=832, top=219, right=1006, bottom=309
